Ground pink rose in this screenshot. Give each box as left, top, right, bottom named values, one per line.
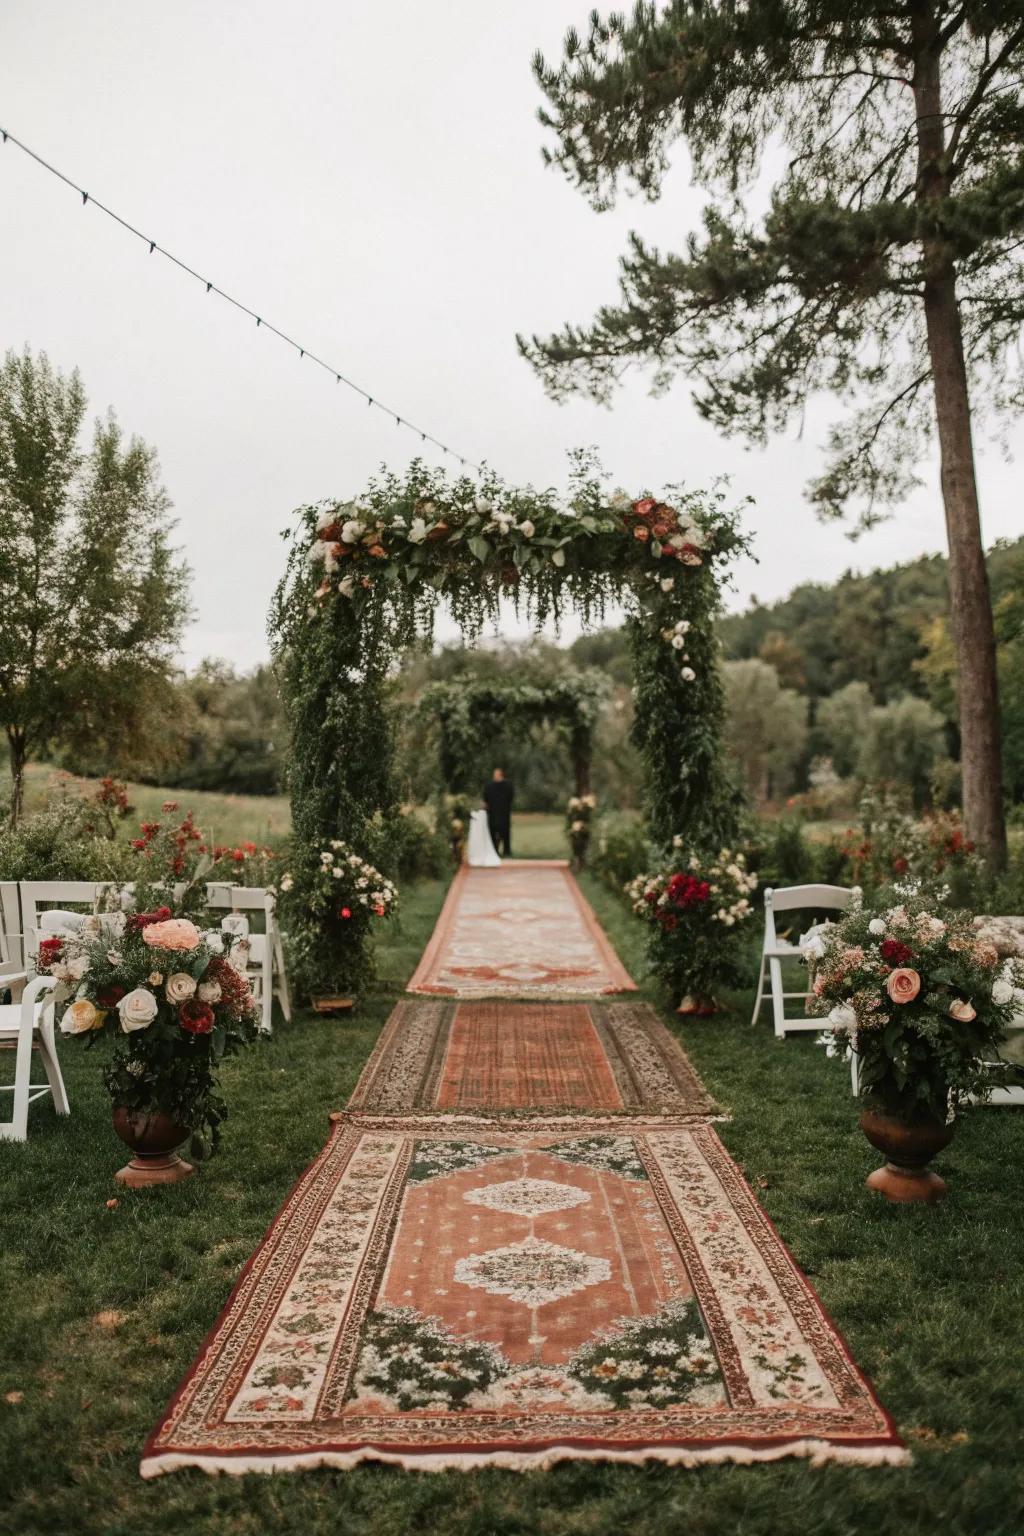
left=885, top=967, right=921, bottom=1005
left=948, top=998, right=977, bottom=1022
left=141, top=918, right=202, bottom=952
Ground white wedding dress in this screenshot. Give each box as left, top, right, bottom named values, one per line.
left=467, top=809, right=502, bottom=867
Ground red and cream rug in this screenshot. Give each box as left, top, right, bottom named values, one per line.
left=348, top=999, right=715, bottom=1117
left=406, top=862, right=636, bottom=999
left=142, top=1114, right=906, bottom=1476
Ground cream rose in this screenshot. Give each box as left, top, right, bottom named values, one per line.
left=885, top=968, right=921, bottom=1005
left=518, top=519, right=535, bottom=538
left=165, top=972, right=197, bottom=1005
left=197, top=980, right=222, bottom=1004
left=61, top=999, right=104, bottom=1035
left=118, top=988, right=159, bottom=1032
left=948, top=998, right=977, bottom=1022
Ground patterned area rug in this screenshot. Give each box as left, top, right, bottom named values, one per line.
left=142, top=1115, right=906, bottom=1475
left=349, top=1000, right=716, bottom=1117
left=406, top=862, right=636, bottom=998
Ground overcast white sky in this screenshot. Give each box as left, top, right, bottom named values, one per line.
left=3, top=1, right=1021, bottom=668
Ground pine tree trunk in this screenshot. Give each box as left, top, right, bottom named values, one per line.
left=913, top=13, right=1006, bottom=866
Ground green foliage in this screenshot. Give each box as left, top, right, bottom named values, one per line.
left=722, top=658, right=809, bottom=799
left=589, top=812, right=651, bottom=895
left=0, top=348, right=190, bottom=821
left=817, top=682, right=875, bottom=779
left=275, top=842, right=397, bottom=1002
left=362, top=807, right=447, bottom=884
left=857, top=695, right=949, bottom=811
left=270, top=458, right=749, bottom=997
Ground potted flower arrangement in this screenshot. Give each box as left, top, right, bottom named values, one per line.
left=38, top=907, right=259, bottom=1185
left=276, top=840, right=397, bottom=1005
left=626, top=844, right=758, bottom=1014
left=810, top=896, right=1024, bottom=1202
left=566, top=793, right=597, bottom=869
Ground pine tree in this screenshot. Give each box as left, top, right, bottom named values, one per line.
left=521, top=0, right=1024, bottom=863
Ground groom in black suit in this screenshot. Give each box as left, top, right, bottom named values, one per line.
left=482, top=768, right=514, bottom=857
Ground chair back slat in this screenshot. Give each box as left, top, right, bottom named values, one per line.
left=0, top=882, right=23, bottom=969
left=766, top=884, right=856, bottom=914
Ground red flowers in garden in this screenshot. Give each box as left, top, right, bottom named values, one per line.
left=665, top=873, right=712, bottom=910
left=881, top=938, right=915, bottom=967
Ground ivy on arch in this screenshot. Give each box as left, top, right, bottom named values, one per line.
left=417, top=672, right=606, bottom=800
left=270, top=455, right=749, bottom=1000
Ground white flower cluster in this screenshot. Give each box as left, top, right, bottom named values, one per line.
left=317, top=842, right=398, bottom=914
left=705, top=851, right=758, bottom=925
left=567, top=794, right=597, bottom=813
left=661, top=620, right=696, bottom=682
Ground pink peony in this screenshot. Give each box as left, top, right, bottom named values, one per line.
left=948, top=998, right=977, bottom=1022
left=885, top=967, right=921, bottom=1005
left=141, top=918, right=202, bottom=952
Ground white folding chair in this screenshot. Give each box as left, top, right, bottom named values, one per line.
left=203, top=885, right=291, bottom=1036
left=0, top=881, right=24, bottom=971
left=0, top=971, right=67, bottom=1141
left=751, top=884, right=858, bottom=1038
left=18, top=880, right=122, bottom=963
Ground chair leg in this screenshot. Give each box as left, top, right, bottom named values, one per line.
left=2, top=1014, right=35, bottom=1141
left=260, top=963, right=273, bottom=1037
left=769, top=957, right=787, bottom=1038
left=850, top=1048, right=860, bottom=1097
left=39, top=1018, right=70, bottom=1116
left=750, top=954, right=767, bottom=1027
left=273, top=932, right=292, bottom=1023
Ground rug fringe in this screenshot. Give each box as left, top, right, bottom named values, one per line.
left=140, top=1439, right=909, bottom=1479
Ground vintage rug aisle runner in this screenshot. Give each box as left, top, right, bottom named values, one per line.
left=406, top=862, right=636, bottom=999
left=142, top=1116, right=907, bottom=1475
left=348, top=999, right=716, bottom=1117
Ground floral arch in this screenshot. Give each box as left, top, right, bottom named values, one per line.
left=270, top=457, right=748, bottom=999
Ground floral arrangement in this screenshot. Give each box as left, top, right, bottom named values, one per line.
left=566, top=792, right=597, bottom=866
left=810, top=895, right=1024, bottom=1121
left=276, top=841, right=397, bottom=1000
left=626, top=843, right=759, bottom=1010
left=836, top=792, right=983, bottom=903
left=442, top=794, right=472, bottom=867
left=38, top=906, right=259, bottom=1156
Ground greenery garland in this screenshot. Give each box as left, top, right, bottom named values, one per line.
left=269, top=455, right=749, bottom=1000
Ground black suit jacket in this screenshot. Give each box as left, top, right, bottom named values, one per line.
left=482, top=780, right=513, bottom=822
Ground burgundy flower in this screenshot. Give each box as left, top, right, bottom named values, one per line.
left=179, top=997, right=215, bottom=1035
left=881, top=938, right=914, bottom=966
left=96, top=983, right=127, bottom=1008
left=666, top=873, right=712, bottom=909
left=126, top=905, right=173, bottom=934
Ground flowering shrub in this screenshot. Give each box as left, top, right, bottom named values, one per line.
left=276, top=842, right=397, bottom=1000
left=37, top=909, right=259, bottom=1156
left=626, top=844, right=759, bottom=1006
left=810, top=896, right=1024, bottom=1120
left=566, top=793, right=597, bottom=867
left=129, top=802, right=276, bottom=915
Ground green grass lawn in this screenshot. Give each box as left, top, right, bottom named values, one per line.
left=2, top=853, right=1024, bottom=1534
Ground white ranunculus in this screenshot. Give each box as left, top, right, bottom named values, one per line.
left=407, top=517, right=428, bottom=544
left=340, top=518, right=365, bottom=544
left=518, top=519, right=535, bottom=538
left=828, top=1002, right=858, bottom=1032
left=118, top=988, right=159, bottom=1032
left=165, top=972, right=197, bottom=1005
left=868, top=918, right=886, bottom=936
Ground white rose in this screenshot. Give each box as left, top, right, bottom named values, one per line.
left=680, top=667, right=696, bottom=682
left=674, top=620, right=690, bottom=635
left=671, top=635, right=686, bottom=650
left=660, top=577, right=675, bottom=592
left=338, top=576, right=355, bottom=598
left=551, top=548, right=566, bottom=568
left=407, top=517, right=428, bottom=544
left=198, top=980, right=222, bottom=1004
left=332, top=867, right=343, bottom=879
left=279, top=874, right=294, bottom=893
left=868, top=918, right=886, bottom=936
left=165, top=972, right=197, bottom=1005
left=518, top=519, right=535, bottom=538
left=992, top=978, right=1014, bottom=1006
left=828, top=1003, right=858, bottom=1032
left=118, top=988, right=159, bottom=1032
left=340, top=518, right=364, bottom=544
left=681, top=521, right=706, bottom=547
left=315, top=507, right=337, bottom=531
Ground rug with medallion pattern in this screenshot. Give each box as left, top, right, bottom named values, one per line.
left=142, top=1114, right=906, bottom=1475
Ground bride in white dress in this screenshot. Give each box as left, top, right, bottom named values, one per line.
left=467, top=808, right=502, bottom=866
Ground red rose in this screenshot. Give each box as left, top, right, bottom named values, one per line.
left=179, top=997, right=215, bottom=1035
left=97, top=983, right=127, bottom=1008
left=339, top=907, right=352, bottom=920
left=38, top=937, right=65, bottom=963
left=666, top=873, right=711, bottom=909
left=127, top=905, right=173, bottom=934
left=891, top=856, right=909, bottom=875
left=880, top=938, right=914, bottom=966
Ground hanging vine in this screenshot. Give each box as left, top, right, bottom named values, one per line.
left=269, top=455, right=749, bottom=1001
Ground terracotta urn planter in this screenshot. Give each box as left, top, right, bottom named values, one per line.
left=112, top=1107, right=194, bottom=1187
left=859, top=1109, right=954, bottom=1204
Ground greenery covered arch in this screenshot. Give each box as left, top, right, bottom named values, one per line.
left=418, top=671, right=606, bottom=800
left=270, top=456, right=748, bottom=999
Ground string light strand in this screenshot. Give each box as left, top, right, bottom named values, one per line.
left=0, top=125, right=485, bottom=473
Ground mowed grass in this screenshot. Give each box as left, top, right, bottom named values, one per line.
left=2, top=824, right=1024, bottom=1534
